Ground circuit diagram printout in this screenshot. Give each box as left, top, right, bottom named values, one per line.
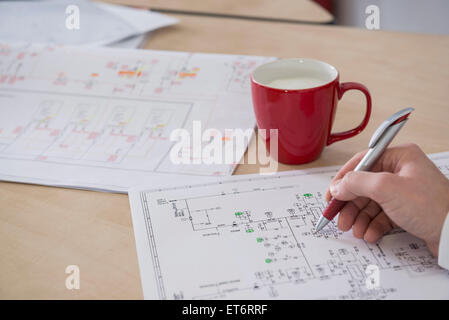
left=0, top=42, right=274, bottom=192
left=129, top=152, right=449, bottom=299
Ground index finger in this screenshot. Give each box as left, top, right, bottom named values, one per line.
left=325, top=150, right=368, bottom=201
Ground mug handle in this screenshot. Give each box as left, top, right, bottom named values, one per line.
left=327, top=82, right=372, bottom=145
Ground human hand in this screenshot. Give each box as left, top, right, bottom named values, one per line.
left=325, top=143, right=449, bottom=256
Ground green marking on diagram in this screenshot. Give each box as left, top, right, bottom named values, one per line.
left=257, top=237, right=263, bottom=243
left=246, top=228, right=254, bottom=233
left=235, top=211, right=243, bottom=216
left=303, top=193, right=313, bottom=197
left=265, top=258, right=272, bottom=263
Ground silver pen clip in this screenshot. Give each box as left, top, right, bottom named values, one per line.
left=368, top=107, right=415, bottom=148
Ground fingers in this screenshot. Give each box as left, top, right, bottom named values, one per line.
left=352, top=201, right=382, bottom=239
left=329, top=171, right=399, bottom=205
left=364, top=212, right=394, bottom=243
left=325, top=143, right=425, bottom=202
left=336, top=202, right=393, bottom=243
left=337, top=200, right=382, bottom=237
left=323, top=143, right=426, bottom=244
left=325, top=151, right=367, bottom=202
left=337, top=197, right=370, bottom=231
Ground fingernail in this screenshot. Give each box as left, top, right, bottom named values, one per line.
left=330, top=180, right=340, bottom=195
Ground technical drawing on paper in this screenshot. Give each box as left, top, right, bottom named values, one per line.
left=129, top=153, right=449, bottom=300
left=0, top=93, right=191, bottom=170
left=0, top=42, right=275, bottom=191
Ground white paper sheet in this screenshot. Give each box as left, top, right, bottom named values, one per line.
left=0, top=42, right=275, bottom=192
left=129, top=152, right=449, bottom=299
left=0, top=0, right=177, bottom=47
left=108, top=33, right=151, bottom=49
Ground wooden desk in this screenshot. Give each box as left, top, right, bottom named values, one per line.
left=100, top=0, right=333, bottom=24
left=1, top=15, right=448, bottom=299
left=145, top=14, right=449, bottom=173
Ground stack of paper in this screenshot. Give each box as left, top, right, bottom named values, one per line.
left=0, top=0, right=177, bottom=48
left=0, top=42, right=275, bottom=192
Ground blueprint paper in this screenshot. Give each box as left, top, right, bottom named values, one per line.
left=108, top=33, right=151, bottom=49
left=0, top=0, right=177, bottom=47
left=129, top=152, right=449, bottom=299
left=94, top=1, right=175, bottom=35
left=95, top=1, right=174, bottom=48
left=0, top=42, right=275, bottom=192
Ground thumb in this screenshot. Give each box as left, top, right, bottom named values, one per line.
left=330, top=171, right=400, bottom=205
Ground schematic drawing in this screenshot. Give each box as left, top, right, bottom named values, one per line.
left=0, top=43, right=275, bottom=190
left=130, top=157, right=449, bottom=300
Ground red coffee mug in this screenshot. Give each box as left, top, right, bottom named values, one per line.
left=251, top=59, right=371, bottom=164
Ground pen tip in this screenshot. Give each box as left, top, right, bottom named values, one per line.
left=314, top=216, right=330, bottom=233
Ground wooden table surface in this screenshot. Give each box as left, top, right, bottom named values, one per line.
left=1, top=14, right=448, bottom=299
left=100, top=0, right=333, bottom=24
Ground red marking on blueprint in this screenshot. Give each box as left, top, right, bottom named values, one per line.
left=13, top=126, right=23, bottom=134
left=108, top=154, right=118, bottom=162
left=118, top=70, right=136, bottom=77
left=88, top=132, right=99, bottom=140
left=72, top=129, right=87, bottom=134
left=148, top=136, right=168, bottom=141
left=50, top=129, right=60, bottom=136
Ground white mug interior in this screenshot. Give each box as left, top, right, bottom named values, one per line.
left=252, top=58, right=338, bottom=90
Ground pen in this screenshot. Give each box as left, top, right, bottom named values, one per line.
left=314, top=107, right=415, bottom=233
